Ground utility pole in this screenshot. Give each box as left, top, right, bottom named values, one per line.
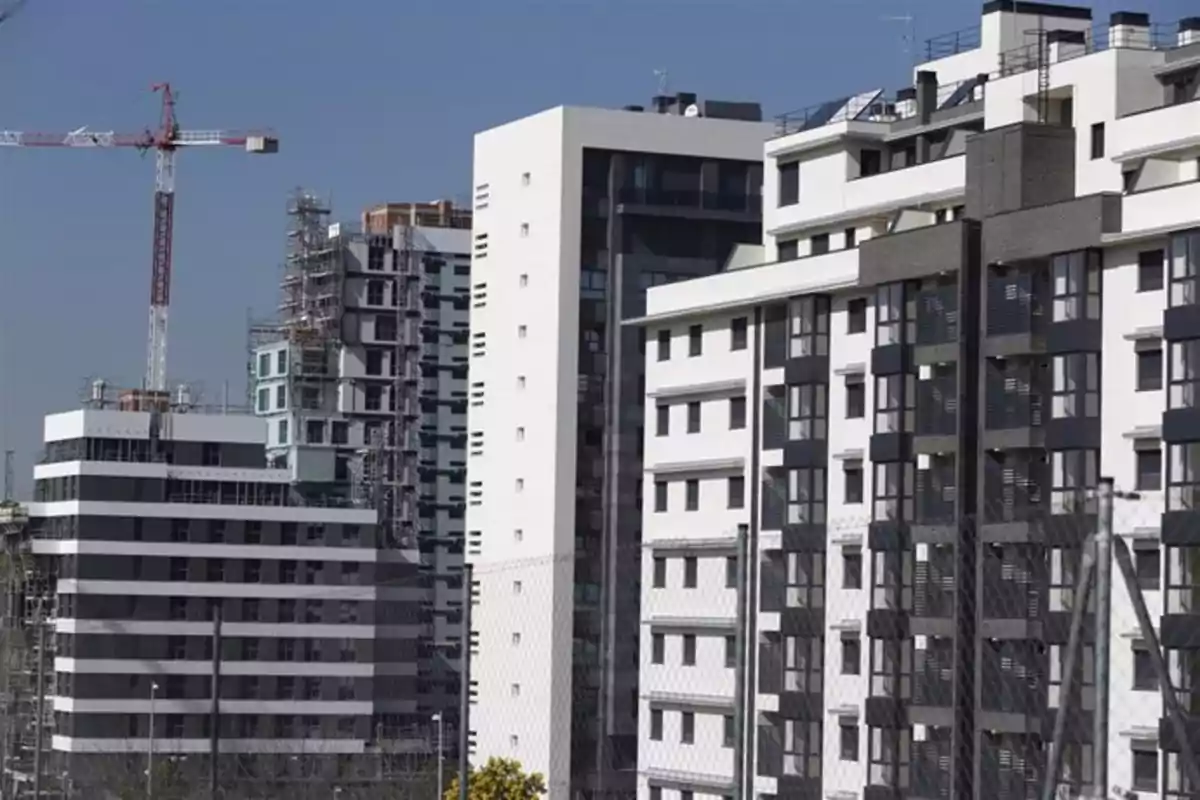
left=148, top=681, right=158, bottom=800
left=1092, top=480, right=1112, bottom=796
left=731, top=525, right=748, bottom=800
left=457, top=563, right=473, bottom=800
left=433, top=712, right=444, bottom=800
left=209, top=606, right=223, bottom=798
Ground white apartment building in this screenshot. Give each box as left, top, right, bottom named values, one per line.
left=634, top=3, right=1200, bottom=800
left=467, top=98, right=773, bottom=797
left=26, top=388, right=423, bottom=786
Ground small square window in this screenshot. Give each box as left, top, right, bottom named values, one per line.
left=839, top=723, right=859, bottom=761
left=652, top=633, right=664, bottom=664
left=777, top=239, right=799, bottom=262
left=844, top=462, right=864, bottom=504
left=650, top=709, right=663, bottom=740
left=683, top=557, right=698, bottom=588
left=1135, top=546, right=1161, bottom=591
left=811, top=233, right=830, bottom=255
left=682, top=634, right=696, bottom=666
left=723, top=714, right=735, bottom=748
left=1132, top=643, right=1158, bottom=691
left=653, top=557, right=666, bottom=589
left=1090, top=122, right=1105, bottom=160
left=843, top=548, right=863, bottom=590
left=845, top=379, right=866, bottom=419
left=1138, top=249, right=1164, bottom=291
left=1136, top=448, right=1162, bottom=492
left=724, top=635, right=736, bottom=668
left=685, top=479, right=699, bottom=511
left=688, top=324, right=703, bottom=357
left=1131, top=744, right=1157, bottom=792
left=519, top=273, right=529, bottom=288
left=681, top=711, right=695, bottom=744
left=655, top=405, right=670, bottom=437
left=841, top=636, right=861, bottom=675
left=1137, top=348, right=1163, bottom=391
left=730, top=317, right=748, bottom=350
left=727, top=476, right=745, bottom=509
left=687, top=401, right=701, bottom=434
left=517, top=324, right=527, bottom=339
left=521, top=172, right=531, bottom=186
left=520, top=222, right=529, bottom=237
left=654, top=481, right=668, bottom=513
left=729, top=396, right=747, bottom=430
left=725, top=556, right=737, bottom=589
left=847, top=298, right=867, bottom=334
left=656, top=329, right=671, bottom=361
left=844, top=227, right=857, bottom=249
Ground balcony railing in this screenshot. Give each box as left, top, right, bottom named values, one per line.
left=985, top=367, right=1045, bottom=431
left=912, top=740, right=954, bottom=798
left=986, top=274, right=1046, bottom=338
left=981, top=550, right=1046, bottom=621
left=913, top=665, right=954, bottom=707
left=980, top=648, right=1045, bottom=716
left=916, top=376, right=957, bottom=437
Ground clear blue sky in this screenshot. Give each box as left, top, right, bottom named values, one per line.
left=0, top=0, right=1189, bottom=495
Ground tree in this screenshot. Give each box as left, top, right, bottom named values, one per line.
left=443, top=757, right=547, bottom=800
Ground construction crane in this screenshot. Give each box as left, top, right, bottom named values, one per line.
left=0, top=83, right=279, bottom=392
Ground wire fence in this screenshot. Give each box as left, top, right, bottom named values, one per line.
left=458, top=487, right=1200, bottom=800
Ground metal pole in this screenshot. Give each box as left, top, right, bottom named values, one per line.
left=458, top=563, right=472, bottom=800
left=435, top=713, right=444, bottom=800
left=31, top=597, right=44, bottom=800
left=731, top=525, right=748, bottom=800
left=1093, top=478, right=1113, bottom=797
left=209, top=605, right=222, bottom=798
left=148, top=681, right=158, bottom=800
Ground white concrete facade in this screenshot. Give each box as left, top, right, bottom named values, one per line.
left=634, top=4, right=1200, bottom=799
left=467, top=105, right=773, bottom=795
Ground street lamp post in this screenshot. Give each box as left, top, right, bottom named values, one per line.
left=147, top=681, right=158, bottom=799
left=432, top=713, right=444, bottom=800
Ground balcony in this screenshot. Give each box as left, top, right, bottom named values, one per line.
left=983, top=363, right=1046, bottom=449
left=984, top=272, right=1047, bottom=357
left=914, top=280, right=960, bottom=357
left=1121, top=181, right=1200, bottom=242
left=915, top=372, right=957, bottom=454
left=1112, top=98, right=1200, bottom=163
left=911, top=739, right=954, bottom=800
left=979, top=641, right=1047, bottom=732
left=980, top=545, right=1046, bottom=638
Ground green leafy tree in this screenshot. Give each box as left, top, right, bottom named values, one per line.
left=443, top=757, right=547, bottom=800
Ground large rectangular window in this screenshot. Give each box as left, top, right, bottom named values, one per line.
left=1051, top=353, right=1100, bottom=419
left=1169, top=339, right=1200, bottom=410
left=785, top=636, right=823, bottom=693
left=1167, top=442, right=1200, bottom=511
left=788, top=296, right=830, bottom=358
left=875, top=282, right=915, bottom=346
left=788, top=384, right=827, bottom=441
left=875, top=374, right=915, bottom=435
left=1051, top=250, right=1101, bottom=322
left=874, top=462, right=914, bottom=522
left=785, top=551, right=824, bottom=610
left=787, top=468, right=827, bottom=525
left=1051, top=449, right=1098, bottom=515
left=783, top=719, right=822, bottom=778
left=1169, top=230, right=1200, bottom=308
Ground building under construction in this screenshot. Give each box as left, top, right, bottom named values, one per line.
left=249, top=191, right=471, bottom=749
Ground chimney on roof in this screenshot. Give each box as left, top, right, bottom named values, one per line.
left=651, top=95, right=673, bottom=114
left=1180, top=17, right=1200, bottom=47
left=1109, top=11, right=1150, bottom=49
left=915, top=71, right=938, bottom=126
left=1046, top=29, right=1087, bottom=63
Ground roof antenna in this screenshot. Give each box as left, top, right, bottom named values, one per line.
left=653, top=69, right=670, bottom=96
left=882, top=12, right=918, bottom=65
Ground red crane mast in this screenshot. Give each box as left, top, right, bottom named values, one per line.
left=0, top=83, right=279, bottom=392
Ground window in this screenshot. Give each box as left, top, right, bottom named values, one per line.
left=786, top=468, right=826, bottom=524
left=1052, top=353, right=1100, bottom=419
left=860, top=148, right=882, bottom=176
left=256, top=388, right=268, bottom=413
left=276, top=350, right=287, bottom=374
left=875, top=281, right=914, bottom=346
left=682, top=635, right=696, bottom=666
left=1131, top=742, right=1157, bottom=792
left=1051, top=449, right=1098, bottom=515
left=874, top=461, right=914, bottom=521
left=727, top=476, right=745, bottom=509
left=1138, top=347, right=1163, bottom=392
left=1089, top=122, right=1105, bottom=159
left=685, top=479, right=699, bottom=511
left=653, top=557, right=666, bottom=588
left=777, top=239, right=799, bottom=262
left=847, top=298, right=867, bottom=334
left=684, top=557, right=698, bottom=588
left=1138, top=249, right=1164, bottom=292
left=655, top=405, right=670, bottom=437
left=845, top=227, right=857, bottom=249
left=652, top=633, right=665, bottom=664
left=783, top=718, right=822, bottom=778
left=844, top=462, right=864, bottom=504
left=730, top=317, right=748, bottom=350
left=725, top=556, right=738, bottom=589
left=1136, top=448, right=1162, bottom=491
left=654, top=481, right=668, bottom=512
left=811, top=233, right=830, bottom=256
left=841, top=636, right=861, bottom=675
left=1169, top=340, right=1200, bottom=411
left=274, top=384, right=286, bottom=410
left=778, top=161, right=799, bottom=207
left=845, top=378, right=865, bottom=419
left=1135, top=545, right=1161, bottom=591
left=257, top=353, right=270, bottom=378
left=725, top=635, right=736, bottom=668
left=724, top=715, right=735, bottom=748
left=787, top=384, right=827, bottom=441
left=1132, top=643, right=1158, bottom=691
left=277, top=419, right=289, bottom=446
left=519, top=222, right=529, bottom=237
left=839, top=723, right=859, bottom=761
left=517, top=324, right=527, bottom=339
left=688, top=324, right=703, bottom=357
left=366, top=280, right=385, bottom=306
left=650, top=709, right=663, bottom=740
left=656, top=329, right=671, bottom=361
left=843, top=547, right=863, bottom=589
left=519, top=273, right=528, bottom=288
left=1170, top=232, right=1200, bottom=308
left=650, top=788, right=662, bottom=800
left=681, top=712, right=695, bottom=745
left=875, top=373, right=914, bottom=434
left=788, top=296, right=830, bottom=358
left=1051, top=251, right=1101, bottom=322
left=729, top=396, right=746, bottom=429
left=687, top=401, right=701, bottom=433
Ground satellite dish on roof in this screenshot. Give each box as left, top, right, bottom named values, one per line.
left=683, top=103, right=701, bottom=118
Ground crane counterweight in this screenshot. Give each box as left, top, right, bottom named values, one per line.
left=0, top=82, right=277, bottom=392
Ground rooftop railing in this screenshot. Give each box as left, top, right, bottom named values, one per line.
left=774, top=77, right=984, bottom=137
